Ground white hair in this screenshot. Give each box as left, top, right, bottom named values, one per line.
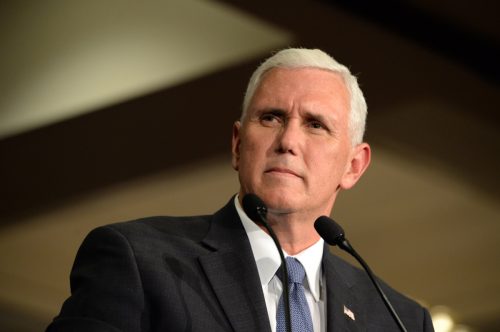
left=241, top=48, right=367, bottom=145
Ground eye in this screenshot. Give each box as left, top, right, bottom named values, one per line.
left=307, top=120, right=328, bottom=131
left=259, top=111, right=283, bottom=127
left=309, top=121, right=324, bottom=129
left=261, top=114, right=277, bottom=122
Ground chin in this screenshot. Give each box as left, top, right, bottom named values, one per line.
left=257, top=190, right=302, bottom=214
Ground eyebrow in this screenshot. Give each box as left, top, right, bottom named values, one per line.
left=255, top=107, right=337, bottom=127
left=252, top=108, right=287, bottom=119
left=256, top=107, right=286, bottom=114
left=303, top=109, right=339, bottom=129
left=303, top=110, right=329, bottom=123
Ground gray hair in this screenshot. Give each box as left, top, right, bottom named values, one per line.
left=241, top=48, right=367, bottom=145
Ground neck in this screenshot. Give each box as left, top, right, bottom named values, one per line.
left=264, top=211, right=322, bottom=255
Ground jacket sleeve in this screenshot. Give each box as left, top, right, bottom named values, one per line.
left=46, top=225, right=145, bottom=332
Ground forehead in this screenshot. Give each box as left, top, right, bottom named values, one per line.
left=251, top=67, right=350, bottom=114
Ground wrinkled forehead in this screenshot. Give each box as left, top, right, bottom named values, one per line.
left=249, top=67, right=350, bottom=112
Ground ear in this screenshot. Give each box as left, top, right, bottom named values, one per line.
left=231, top=121, right=242, bottom=170
left=340, top=142, right=371, bottom=190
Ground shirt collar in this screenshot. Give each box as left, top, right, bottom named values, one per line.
left=292, top=235, right=324, bottom=302
left=234, top=195, right=324, bottom=301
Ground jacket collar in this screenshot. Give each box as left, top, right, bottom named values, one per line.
left=199, top=197, right=272, bottom=332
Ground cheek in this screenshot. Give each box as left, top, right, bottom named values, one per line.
left=310, top=147, right=349, bottom=180
left=241, top=130, right=272, bottom=158
left=238, top=139, right=262, bottom=173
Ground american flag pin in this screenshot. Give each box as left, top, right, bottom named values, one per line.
left=343, top=305, right=355, bottom=321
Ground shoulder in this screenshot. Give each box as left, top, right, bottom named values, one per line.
left=97, top=196, right=238, bottom=242
left=79, top=215, right=212, bottom=257
left=78, top=197, right=239, bottom=258
left=108, top=214, right=212, bottom=240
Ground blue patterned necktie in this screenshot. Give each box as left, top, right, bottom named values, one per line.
left=276, top=257, right=314, bottom=332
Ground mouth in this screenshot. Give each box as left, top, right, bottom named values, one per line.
left=265, top=167, right=302, bottom=178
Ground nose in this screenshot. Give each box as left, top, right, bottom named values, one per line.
left=276, top=120, right=302, bottom=155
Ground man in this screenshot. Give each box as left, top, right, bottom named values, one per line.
left=47, top=48, right=434, bottom=331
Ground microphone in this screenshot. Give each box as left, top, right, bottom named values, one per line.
left=242, top=194, right=292, bottom=332
left=314, top=216, right=408, bottom=332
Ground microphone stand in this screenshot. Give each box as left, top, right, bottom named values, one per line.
left=243, top=194, right=292, bottom=332
left=256, top=208, right=292, bottom=332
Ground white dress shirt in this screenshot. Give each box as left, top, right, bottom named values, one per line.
left=235, top=196, right=326, bottom=332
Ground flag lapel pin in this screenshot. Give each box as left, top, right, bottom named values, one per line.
left=343, top=305, right=355, bottom=321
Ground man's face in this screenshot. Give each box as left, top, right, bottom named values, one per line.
left=232, top=67, right=369, bottom=216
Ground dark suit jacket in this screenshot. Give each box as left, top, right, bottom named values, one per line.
left=47, top=198, right=434, bottom=332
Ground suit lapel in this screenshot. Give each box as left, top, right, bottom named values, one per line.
left=324, top=246, right=366, bottom=332
left=199, top=199, right=271, bottom=332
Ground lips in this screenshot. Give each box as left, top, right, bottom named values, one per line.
left=265, top=167, right=302, bottom=178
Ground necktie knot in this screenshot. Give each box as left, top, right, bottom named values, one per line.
left=285, top=257, right=306, bottom=284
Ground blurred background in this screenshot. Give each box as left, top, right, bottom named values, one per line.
left=0, top=0, right=498, bottom=331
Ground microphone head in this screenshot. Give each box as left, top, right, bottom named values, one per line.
left=314, top=216, right=345, bottom=246
left=242, top=193, right=268, bottom=223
